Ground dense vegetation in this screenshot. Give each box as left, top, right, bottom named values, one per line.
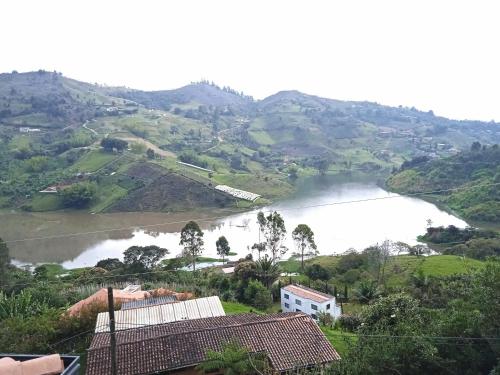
left=1, top=205, right=499, bottom=374
left=387, top=144, right=500, bottom=222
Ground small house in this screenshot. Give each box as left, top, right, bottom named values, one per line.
left=281, top=284, right=341, bottom=321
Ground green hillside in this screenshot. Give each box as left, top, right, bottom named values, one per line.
left=387, top=144, right=500, bottom=222
left=1, top=71, right=499, bottom=213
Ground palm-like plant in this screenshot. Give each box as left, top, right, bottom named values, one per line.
left=354, top=281, right=381, bottom=304
left=196, top=341, right=267, bottom=375
left=255, top=255, right=281, bottom=289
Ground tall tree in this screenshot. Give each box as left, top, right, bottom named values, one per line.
left=292, top=224, right=318, bottom=271
left=0, top=238, right=10, bottom=288
left=216, top=236, right=230, bottom=264
left=180, top=221, right=204, bottom=272
left=257, top=211, right=287, bottom=263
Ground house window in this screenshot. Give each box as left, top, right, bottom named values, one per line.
left=311, top=314, right=318, bottom=320
left=284, top=293, right=289, bottom=300
left=295, top=299, right=302, bottom=306
left=284, top=303, right=290, bottom=308
left=326, top=303, right=331, bottom=310
left=311, top=304, right=318, bottom=311
left=296, top=309, right=301, bottom=312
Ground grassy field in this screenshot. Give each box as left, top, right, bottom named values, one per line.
left=70, top=150, right=118, bottom=173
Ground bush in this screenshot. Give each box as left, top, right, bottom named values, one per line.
left=244, top=280, right=272, bottom=310
left=338, top=314, right=361, bottom=332
left=61, top=182, right=97, bottom=208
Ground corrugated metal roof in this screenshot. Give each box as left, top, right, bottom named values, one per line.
left=95, top=296, right=225, bottom=332
left=122, top=296, right=177, bottom=310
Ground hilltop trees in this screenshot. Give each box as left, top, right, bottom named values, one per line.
left=216, top=236, right=230, bottom=264
left=292, top=224, right=318, bottom=271
left=180, top=221, right=204, bottom=272
left=100, top=137, right=127, bottom=152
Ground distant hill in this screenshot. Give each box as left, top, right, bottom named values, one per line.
left=111, top=81, right=254, bottom=112
left=387, top=144, right=500, bottom=223
left=1, top=70, right=499, bottom=213
left=0, top=71, right=134, bottom=128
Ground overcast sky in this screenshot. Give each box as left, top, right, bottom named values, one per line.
left=1, top=0, right=499, bottom=121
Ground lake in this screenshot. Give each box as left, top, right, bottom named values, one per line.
left=1, top=181, right=468, bottom=269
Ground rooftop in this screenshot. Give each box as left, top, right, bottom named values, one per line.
left=95, top=296, right=225, bottom=332
left=86, top=312, right=339, bottom=375
left=282, top=284, right=335, bottom=303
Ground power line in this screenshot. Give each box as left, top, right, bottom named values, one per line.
left=3, top=181, right=498, bottom=245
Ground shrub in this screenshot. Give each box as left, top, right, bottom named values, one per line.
left=338, top=314, right=361, bottom=332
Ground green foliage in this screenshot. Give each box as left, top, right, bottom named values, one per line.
left=216, top=236, right=231, bottom=263
left=305, top=264, right=331, bottom=281
left=256, top=211, right=287, bottom=262
left=254, top=255, right=281, bottom=288
left=61, top=182, right=97, bottom=208
left=0, top=290, right=49, bottom=321
left=123, top=245, right=169, bottom=273
left=196, top=340, right=267, bottom=375
left=180, top=221, right=204, bottom=271
left=388, top=145, right=500, bottom=222
left=0, top=238, right=9, bottom=287
left=244, top=280, right=272, bottom=310
left=100, top=137, right=128, bottom=152
left=292, top=224, right=318, bottom=271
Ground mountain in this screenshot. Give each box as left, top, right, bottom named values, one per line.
left=0, top=70, right=136, bottom=128
left=0, top=70, right=499, bottom=213
left=387, top=144, right=500, bottom=223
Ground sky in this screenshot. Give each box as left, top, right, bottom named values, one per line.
left=1, top=0, right=499, bottom=121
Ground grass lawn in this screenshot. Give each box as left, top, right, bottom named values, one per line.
left=222, top=301, right=264, bottom=315
left=71, top=150, right=118, bottom=172
left=417, top=255, right=484, bottom=276
left=320, top=326, right=357, bottom=357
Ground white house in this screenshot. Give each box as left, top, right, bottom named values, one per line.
left=281, top=284, right=341, bottom=321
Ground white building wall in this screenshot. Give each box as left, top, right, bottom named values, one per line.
left=280, top=288, right=341, bottom=321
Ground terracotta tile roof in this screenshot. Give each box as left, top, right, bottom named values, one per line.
left=282, top=284, right=334, bottom=303
left=86, top=312, right=340, bottom=375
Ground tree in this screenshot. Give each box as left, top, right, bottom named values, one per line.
left=61, top=182, right=97, bottom=208
left=196, top=340, right=267, bottom=375
left=100, top=137, right=128, bottom=152
left=471, top=141, right=482, bottom=152
left=216, top=236, right=230, bottom=264
left=292, top=224, right=318, bottom=271
left=146, top=148, right=155, bottom=159
left=95, top=258, right=124, bottom=271
left=123, top=245, right=168, bottom=273
left=180, top=221, right=204, bottom=272
left=305, top=264, right=331, bottom=281
left=255, top=255, right=281, bottom=289
left=256, top=211, right=287, bottom=263
left=354, top=280, right=380, bottom=304
left=244, top=280, right=272, bottom=310
left=0, top=238, right=10, bottom=288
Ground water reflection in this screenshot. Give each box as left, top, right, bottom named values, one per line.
left=2, top=182, right=467, bottom=268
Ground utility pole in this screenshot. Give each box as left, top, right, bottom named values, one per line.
left=107, top=287, right=117, bottom=375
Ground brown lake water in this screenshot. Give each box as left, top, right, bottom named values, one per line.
left=1, top=181, right=467, bottom=269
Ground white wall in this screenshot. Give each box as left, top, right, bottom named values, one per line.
left=280, top=288, right=341, bottom=321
